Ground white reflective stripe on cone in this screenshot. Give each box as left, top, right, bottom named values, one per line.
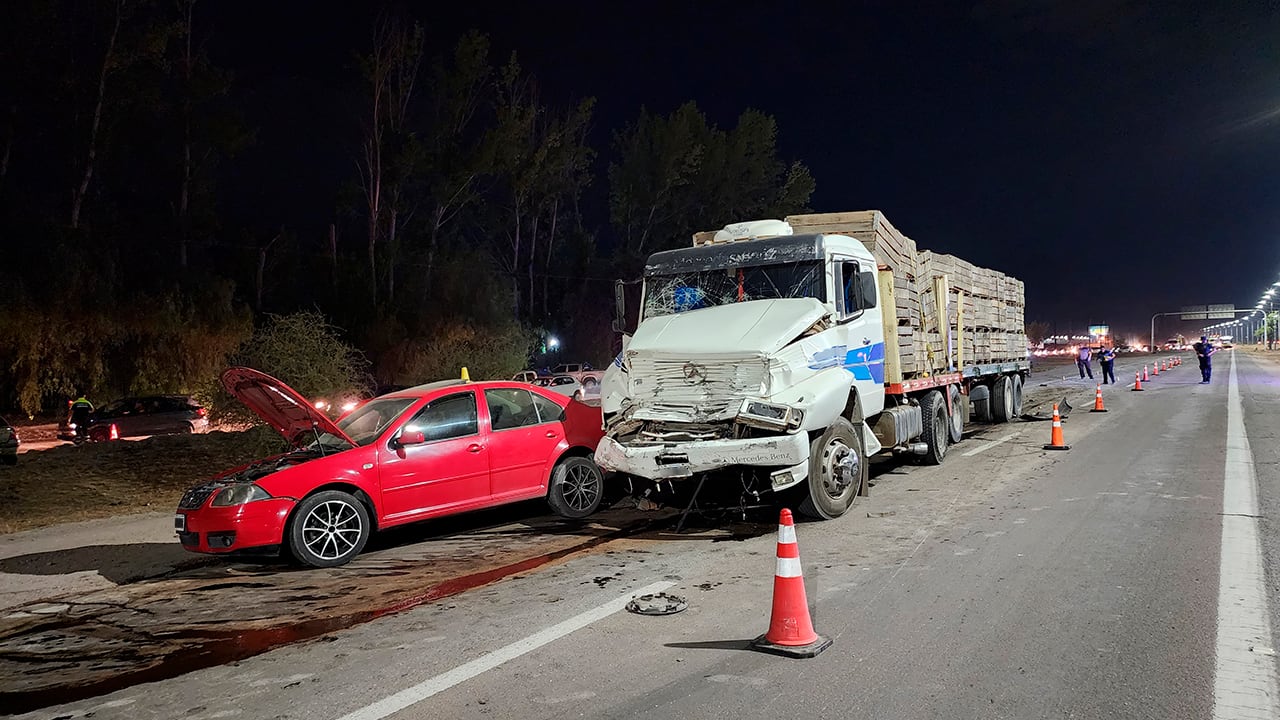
left=776, top=556, right=803, bottom=578
left=777, top=524, right=796, bottom=544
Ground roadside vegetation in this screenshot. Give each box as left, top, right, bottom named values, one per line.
left=0, top=3, right=815, bottom=419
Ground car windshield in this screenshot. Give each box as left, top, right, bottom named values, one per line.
left=309, top=396, right=415, bottom=449
left=642, top=261, right=825, bottom=320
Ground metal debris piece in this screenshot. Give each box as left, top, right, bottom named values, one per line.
left=867, top=511, right=897, bottom=518
left=626, top=592, right=688, bottom=616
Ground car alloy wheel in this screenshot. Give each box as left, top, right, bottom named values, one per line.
left=288, top=490, right=371, bottom=568
left=547, top=456, right=604, bottom=519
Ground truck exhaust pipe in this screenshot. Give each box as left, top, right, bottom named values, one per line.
left=898, top=442, right=929, bottom=455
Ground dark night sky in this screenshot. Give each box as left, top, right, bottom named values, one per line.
left=203, top=1, right=1280, bottom=339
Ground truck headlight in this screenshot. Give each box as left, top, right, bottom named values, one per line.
left=212, top=484, right=272, bottom=507
left=738, top=400, right=804, bottom=430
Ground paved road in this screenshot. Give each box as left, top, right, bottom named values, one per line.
left=9, top=351, right=1278, bottom=720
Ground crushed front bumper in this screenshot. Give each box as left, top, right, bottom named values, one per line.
left=594, top=432, right=809, bottom=481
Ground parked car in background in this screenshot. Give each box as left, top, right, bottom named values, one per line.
left=0, top=416, right=18, bottom=465
left=512, top=370, right=541, bottom=383
left=533, top=374, right=583, bottom=397
left=175, top=367, right=607, bottom=567
left=58, top=395, right=209, bottom=442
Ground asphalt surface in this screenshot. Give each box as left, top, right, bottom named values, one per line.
left=7, top=351, right=1278, bottom=720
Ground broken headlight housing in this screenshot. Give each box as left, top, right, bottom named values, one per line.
left=737, top=400, right=804, bottom=431
left=211, top=483, right=272, bottom=507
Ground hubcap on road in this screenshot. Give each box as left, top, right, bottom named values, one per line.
left=302, top=500, right=362, bottom=560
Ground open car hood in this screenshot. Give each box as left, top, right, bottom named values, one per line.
left=220, top=367, right=354, bottom=449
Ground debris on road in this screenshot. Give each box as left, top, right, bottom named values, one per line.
left=626, top=592, right=688, bottom=616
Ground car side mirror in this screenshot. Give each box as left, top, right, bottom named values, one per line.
left=612, top=279, right=626, bottom=333
left=397, top=430, right=426, bottom=447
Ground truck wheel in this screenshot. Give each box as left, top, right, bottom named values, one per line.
left=1011, top=374, right=1025, bottom=417
left=919, top=390, right=948, bottom=465
left=947, top=385, right=964, bottom=444
left=798, top=418, right=864, bottom=520
left=991, top=376, right=1014, bottom=423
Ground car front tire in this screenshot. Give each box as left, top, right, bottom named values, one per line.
left=287, top=490, right=371, bottom=568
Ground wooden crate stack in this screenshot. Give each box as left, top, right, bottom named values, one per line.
left=787, top=211, right=922, bottom=371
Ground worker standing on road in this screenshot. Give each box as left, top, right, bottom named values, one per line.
left=1193, top=335, right=1216, bottom=384
left=1099, top=346, right=1117, bottom=385
left=70, top=392, right=94, bottom=441
left=1076, top=345, right=1094, bottom=380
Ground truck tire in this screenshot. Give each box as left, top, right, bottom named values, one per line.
left=798, top=418, right=864, bottom=520
left=991, top=375, right=1014, bottom=423
left=947, top=385, right=964, bottom=444
left=919, top=390, right=948, bottom=465
left=1011, top=374, right=1025, bottom=417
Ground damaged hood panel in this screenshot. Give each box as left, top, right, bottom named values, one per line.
left=627, top=298, right=830, bottom=356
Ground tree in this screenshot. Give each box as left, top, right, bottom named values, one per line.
left=70, top=0, right=126, bottom=230
left=608, top=102, right=814, bottom=266
left=355, top=12, right=423, bottom=309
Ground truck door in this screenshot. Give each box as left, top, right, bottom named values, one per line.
left=832, top=258, right=886, bottom=417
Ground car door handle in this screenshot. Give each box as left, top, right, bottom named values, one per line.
left=545, top=430, right=558, bottom=438
left=467, top=443, right=484, bottom=453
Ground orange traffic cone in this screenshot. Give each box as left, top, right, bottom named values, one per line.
left=1142, top=365, right=1150, bottom=382
left=1133, top=372, right=1144, bottom=391
left=1091, top=384, right=1107, bottom=412
left=1152, top=361, right=1160, bottom=377
left=752, top=509, right=831, bottom=658
left=1043, top=404, right=1070, bottom=450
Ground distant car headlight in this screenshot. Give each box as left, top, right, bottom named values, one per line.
left=211, top=484, right=272, bottom=507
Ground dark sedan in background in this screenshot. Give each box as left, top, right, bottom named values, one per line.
left=58, top=395, right=209, bottom=442
left=0, top=416, right=17, bottom=465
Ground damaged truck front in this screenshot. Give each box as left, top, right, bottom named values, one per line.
left=596, top=213, right=1030, bottom=520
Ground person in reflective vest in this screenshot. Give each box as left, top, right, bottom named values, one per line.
left=1193, top=336, right=1216, bottom=384
left=70, top=393, right=94, bottom=440
left=1099, top=346, right=1117, bottom=385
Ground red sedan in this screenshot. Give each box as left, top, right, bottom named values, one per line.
left=176, top=367, right=607, bottom=567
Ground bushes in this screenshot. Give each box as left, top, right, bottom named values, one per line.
left=380, top=320, right=536, bottom=385
left=202, top=310, right=374, bottom=425
left=0, top=285, right=252, bottom=417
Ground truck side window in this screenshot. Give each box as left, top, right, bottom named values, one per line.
left=840, top=261, right=861, bottom=317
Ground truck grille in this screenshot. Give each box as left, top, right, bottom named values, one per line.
left=627, top=354, right=768, bottom=422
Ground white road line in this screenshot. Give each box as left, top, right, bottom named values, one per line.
left=1213, top=353, right=1278, bottom=719
left=961, top=432, right=1020, bottom=457
left=335, top=580, right=675, bottom=720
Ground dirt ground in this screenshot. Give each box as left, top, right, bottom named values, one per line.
left=0, top=431, right=269, bottom=534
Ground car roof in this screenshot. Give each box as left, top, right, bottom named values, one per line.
left=384, top=379, right=560, bottom=398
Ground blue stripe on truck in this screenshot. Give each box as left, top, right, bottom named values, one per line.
left=808, top=342, right=886, bottom=385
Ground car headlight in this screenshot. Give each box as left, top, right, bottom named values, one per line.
left=211, top=484, right=272, bottom=507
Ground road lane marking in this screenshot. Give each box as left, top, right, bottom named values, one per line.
left=1213, top=353, right=1278, bottom=719
left=336, top=580, right=675, bottom=720
left=961, top=432, right=1020, bottom=457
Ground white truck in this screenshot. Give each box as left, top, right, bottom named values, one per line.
left=595, top=210, right=1030, bottom=519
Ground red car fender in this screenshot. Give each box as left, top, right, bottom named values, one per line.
left=561, top=398, right=605, bottom=449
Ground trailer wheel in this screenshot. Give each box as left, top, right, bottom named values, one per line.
left=798, top=418, right=864, bottom=520
left=947, top=385, right=964, bottom=444
left=1011, top=374, right=1025, bottom=417
left=991, top=375, right=1014, bottom=423
left=919, top=391, right=948, bottom=465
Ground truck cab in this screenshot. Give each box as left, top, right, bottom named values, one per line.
left=598, top=219, right=884, bottom=517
